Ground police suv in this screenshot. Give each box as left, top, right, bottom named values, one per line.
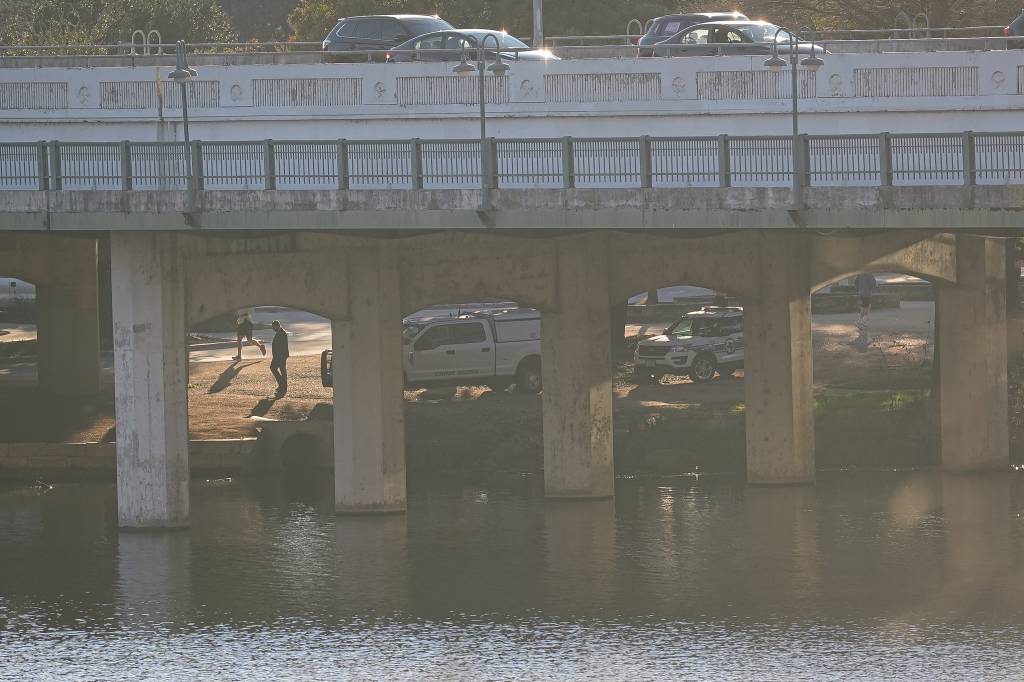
left=633, top=306, right=744, bottom=383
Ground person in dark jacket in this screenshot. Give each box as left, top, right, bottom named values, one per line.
left=854, top=272, right=878, bottom=324
left=270, top=320, right=289, bottom=397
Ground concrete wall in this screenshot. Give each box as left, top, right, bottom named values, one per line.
left=1, top=51, right=1023, bottom=141
left=3, top=187, right=1023, bottom=233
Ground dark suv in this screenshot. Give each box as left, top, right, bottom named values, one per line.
left=638, top=12, right=747, bottom=55
left=322, top=15, right=453, bottom=57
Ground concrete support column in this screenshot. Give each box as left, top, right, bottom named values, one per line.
left=34, top=238, right=101, bottom=395
left=542, top=236, right=614, bottom=499
left=744, top=235, right=815, bottom=484
left=333, top=245, right=406, bottom=514
left=111, top=232, right=189, bottom=529
left=937, top=235, right=1008, bottom=471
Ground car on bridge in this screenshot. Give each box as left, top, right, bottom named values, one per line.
left=1006, top=9, right=1024, bottom=40
left=634, top=306, right=744, bottom=383
left=321, top=307, right=542, bottom=393
left=652, top=20, right=826, bottom=57
left=387, top=30, right=558, bottom=62
left=637, top=11, right=748, bottom=57
left=321, top=14, right=453, bottom=58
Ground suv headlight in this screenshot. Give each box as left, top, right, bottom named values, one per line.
left=322, top=39, right=331, bottom=50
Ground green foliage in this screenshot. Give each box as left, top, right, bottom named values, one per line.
left=0, top=0, right=103, bottom=44
left=95, top=0, right=237, bottom=44
left=2, top=0, right=236, bottom=46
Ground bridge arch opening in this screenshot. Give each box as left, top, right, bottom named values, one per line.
left=0, top=274, right=109, bottom=444
left=810, top=271, right=937, bottom=471
left=613, top=281, right=747, bottom=477
left=400, top=296, right=544, bottom=477
left=0, top=275, right=40, bottom=395
left=186, top=305, right=332, bottom=446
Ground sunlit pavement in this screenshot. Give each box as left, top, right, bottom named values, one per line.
left=0, top=302, right=937, bottom=377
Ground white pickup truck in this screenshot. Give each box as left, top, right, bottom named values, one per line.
left=321, top=308, right=542, bottom=393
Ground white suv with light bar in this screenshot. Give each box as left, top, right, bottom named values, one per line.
left=633, top=306, right=744, bottom=383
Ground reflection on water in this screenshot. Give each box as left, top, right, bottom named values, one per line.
left=3, top=473, right=1024, bottom=679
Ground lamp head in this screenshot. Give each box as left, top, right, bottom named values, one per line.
left=801, top=54, right=824, bottom=72
left=488, top=60, right=510, bottom=75
left=168, top=40, right=197, bottom=83
left=763, top=54, right=786, bottom=72
left=452, top=51, right=475, bottom=74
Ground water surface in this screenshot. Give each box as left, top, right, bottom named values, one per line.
left=2, top=472, right=1024, bottom=680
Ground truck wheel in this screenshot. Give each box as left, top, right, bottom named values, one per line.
left=516, top=359, right=542, bottom=394
left=689, top=353, right=717, bottom=383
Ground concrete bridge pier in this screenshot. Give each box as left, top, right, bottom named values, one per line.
left=111, top=232, right=189, bottom=529
left=542, top=237, right=615, bottom=499
left=744, top=235, right=815, bottom=485
left=333, top=245, right=407, bottom=514
left=937, top=235, right=1009, bottom=472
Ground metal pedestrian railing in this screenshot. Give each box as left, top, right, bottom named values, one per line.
left=2, top=132, right=1022, bottom=192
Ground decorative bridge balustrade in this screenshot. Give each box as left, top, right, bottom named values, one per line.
left=1, top=132, right=1022, bottom=192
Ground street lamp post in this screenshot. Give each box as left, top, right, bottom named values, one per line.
left=454, top=34, right=509, bottom=211
left=168, top=40, right=198, bottom=188
left=764, top=30, right=824, bottom=209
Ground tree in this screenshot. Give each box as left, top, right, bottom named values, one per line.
left=0, top=0, right=103, bottom=45
left=1, top=0, right=237, bottom=46
left=95, top=0, right=237, bottom=45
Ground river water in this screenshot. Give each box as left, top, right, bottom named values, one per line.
left=3, top=472, right=1024, bottom=680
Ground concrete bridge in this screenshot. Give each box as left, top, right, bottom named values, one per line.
left=1, top=49, right=1020, bottom=528
left=0, top=226, right=1010, bottom=529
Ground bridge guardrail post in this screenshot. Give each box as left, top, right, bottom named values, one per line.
left=337, top=139, right=349, bottom=190
left=264, top=139, right=276, bottom=190
left=879, top=133, right=893, bottom=186
left=411, top=138, right=423, bottom=190
left=717, top=134, right=731, bottom=188
left=562, top=136, right=575, bottom=189
left=47, top=142, right=62, bottom=191
left=120, top=140, right=133, bottom=191
left=36, top=141, right=49, bottom=191
left=190, top=141, right=204, bottom=192
left=962, top=131, right=976, bottom=186
left=797, top=133, right=811, bottom=189
left=487, top=137, right=499, bottom=190
left=639, top=135, right=652, bottom=189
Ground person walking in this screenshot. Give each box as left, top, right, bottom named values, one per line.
left=854, top=272, right=878, bottom=325
left=234, top=308, right=266, bottom=361
left=270, top=320, right=289, bottom=397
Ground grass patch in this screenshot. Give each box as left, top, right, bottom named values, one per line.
left=815, top=389, right=930, bottom=416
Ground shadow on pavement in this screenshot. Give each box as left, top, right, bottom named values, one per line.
left=208, top=360, right=260, bottom=394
